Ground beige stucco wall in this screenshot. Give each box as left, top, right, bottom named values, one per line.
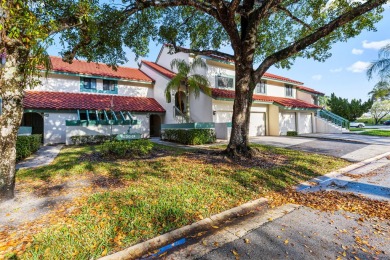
left=267, top=105, right=280, bottom=136
left=296, top=91, right=314, bottom=104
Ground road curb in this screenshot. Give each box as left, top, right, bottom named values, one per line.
left=99, top=198, right=268, bottom=260
left=296, top=151, right=390, bottom=191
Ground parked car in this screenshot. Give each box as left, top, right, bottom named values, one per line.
left=350, top=122, right=365, bottom=128
left=384, top=120, right=390, bottom=125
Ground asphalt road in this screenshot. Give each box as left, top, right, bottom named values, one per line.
left=199, top=206, right=390, bottom=260
left=250, top=136, right=390, bottom=162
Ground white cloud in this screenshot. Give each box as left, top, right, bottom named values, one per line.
left=352, top=48, right=363, bottom=55
left=347, top=61, right=370, bottom=73
left=362, top=39, right=390, bottom=50
left=330, top=67, right=343, bottom=73
left=312, top=74, right=323, bottom=81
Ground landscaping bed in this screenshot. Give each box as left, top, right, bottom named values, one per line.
left=0, top=143, right=350, bottom=259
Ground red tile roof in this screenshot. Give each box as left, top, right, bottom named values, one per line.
left=24, top=91, right=165, bottom=113
left=49, top=56, right=153, bottom=82
left=212, top=88, right=320, bottom=109
left=141, top=60, right=176, bottom=79
left=263, top=73, right=303, bottom=85
left=296, top=86, right=324, bottom=95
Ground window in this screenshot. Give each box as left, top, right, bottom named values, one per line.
left=216, top=75, right=234, bottom=89
left=256, top=80, right=266, bottom=94
left=103, top=79, right=117, bottom=91
left=285, top=84, right=293, bottom=97
left=81, top=78, right=96, bottom=90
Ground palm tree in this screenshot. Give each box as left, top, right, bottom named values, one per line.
left=367, top=44, right=390, bottom=100
left=165, top=57, right=211, bottom=121
left=368, top=80, right=390, bottom=101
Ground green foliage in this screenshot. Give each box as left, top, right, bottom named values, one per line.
left=162, top=129, right=216, bottom=145
left=359, top=129, right=390, bottom=137
left=70, top=135, right=116, bottom=145
left=16, top=135, right=42, bottom=161
left=165, top=58, right=211, bottom=119
left=327, top=93, right=373, bottom=121
left=286, top=131, right=298, bottom=136
left=99, top=139, right=154, bottom=157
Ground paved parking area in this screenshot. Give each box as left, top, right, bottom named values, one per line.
left=249, top=136, right=390, bottom=162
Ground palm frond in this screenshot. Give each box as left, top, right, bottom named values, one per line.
left=170, top=59, right=190, bottom=75
left=190, top=57, right=207, bottom=72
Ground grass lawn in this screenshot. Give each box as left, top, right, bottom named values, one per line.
left=348, top=128, right=368, bottom=132
left=358, top=129, right=390, bottom=137
left=1, top=143, right=349, bottom=259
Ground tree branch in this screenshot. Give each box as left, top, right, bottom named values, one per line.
left=254, top=0, right=387, bottom=77
left=276, top=4, right=312, bottom=30
left=172, top=45, right=234, bottom=61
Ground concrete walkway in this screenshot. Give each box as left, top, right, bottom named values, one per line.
left=16, top=145, right=63, bottom=169
left=300, top=133, right=390, bottom=145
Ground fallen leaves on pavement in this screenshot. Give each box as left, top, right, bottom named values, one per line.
left=267, top=189, right=390, bottom=220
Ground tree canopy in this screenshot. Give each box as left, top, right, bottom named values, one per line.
left=327, top=93, right=373, bottom=122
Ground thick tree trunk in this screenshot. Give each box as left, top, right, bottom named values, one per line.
left=0, top=53, right=25, bottom=202
left=226, top=57, right=255, bottom=156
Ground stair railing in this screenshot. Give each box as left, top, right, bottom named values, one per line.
left=173, top=106, right=192, bottom=123
left=317, top=109, right=349, bottom=129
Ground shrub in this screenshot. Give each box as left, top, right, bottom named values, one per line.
left=161, top=129, right=216, bottom=145
left=286, top=131, right=298, bottom=136
left=70, top=135, right=117, bottom=145
left=99, top=139, right=154, bottom=157
left=16, top=134, right=42, bottom=161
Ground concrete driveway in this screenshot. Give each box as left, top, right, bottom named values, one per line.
left=249, top=135, right=390, bottom=162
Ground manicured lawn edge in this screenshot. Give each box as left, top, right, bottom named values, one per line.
left=100, top=198, right=268, bottom=260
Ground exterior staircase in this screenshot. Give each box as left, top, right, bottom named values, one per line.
left=173, top=106, right=193, bottom=123
left=315, top=110, right=349, bottom=133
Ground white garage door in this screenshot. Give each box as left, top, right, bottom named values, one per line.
left=298, top=113, right=312, bottom=134
left=215, top=111, right=233, bottom=123
left=279, top=112, right=296, bottom=135
left=249, top=112, right=266, bottom=136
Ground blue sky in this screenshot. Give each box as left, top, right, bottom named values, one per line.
left=48, top=4, right=390, bottom=101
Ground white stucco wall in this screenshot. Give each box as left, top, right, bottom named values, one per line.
left=140, top=63, right=174, bottom=124
left=315, top=117, right=342, bottom=134
left=36, top=74, right=80, bottom=92
left=118, top=81, right=153, bottom=97
left=65, top=114, right=150, bottom=145
left=37, top=73, right=153, bottom=97
left=156, top=46, right=190, bottom=71
left=44, top=112, right=78, bottom=145
left=189, top=91, right=213, bottom=122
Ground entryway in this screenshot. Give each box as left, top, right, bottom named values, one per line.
left=149, top=114, right=162, bottom=137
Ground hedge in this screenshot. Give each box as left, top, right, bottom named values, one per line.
left=16, top=134, right=42, bottom=161
left=70, top=135, right=117, bottom=145
left=286, top=131, right=298, bottom=136
left=161, top=129, right=216, bottom=145
left=100, top=139, right=154, bottom=157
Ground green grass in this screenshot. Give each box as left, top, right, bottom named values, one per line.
left=358, top=129, right=390, bottom=137
left=348, top=128, right=367, bottom=132
left=17, top=143, right=349, bottom=259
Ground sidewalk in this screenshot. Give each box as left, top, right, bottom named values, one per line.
left=16, top=145, right=63, bottom=169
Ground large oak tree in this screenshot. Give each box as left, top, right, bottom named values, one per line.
left=0, top=0, right=123, bottom=201
left=104, top=0, right=387, bottom=156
